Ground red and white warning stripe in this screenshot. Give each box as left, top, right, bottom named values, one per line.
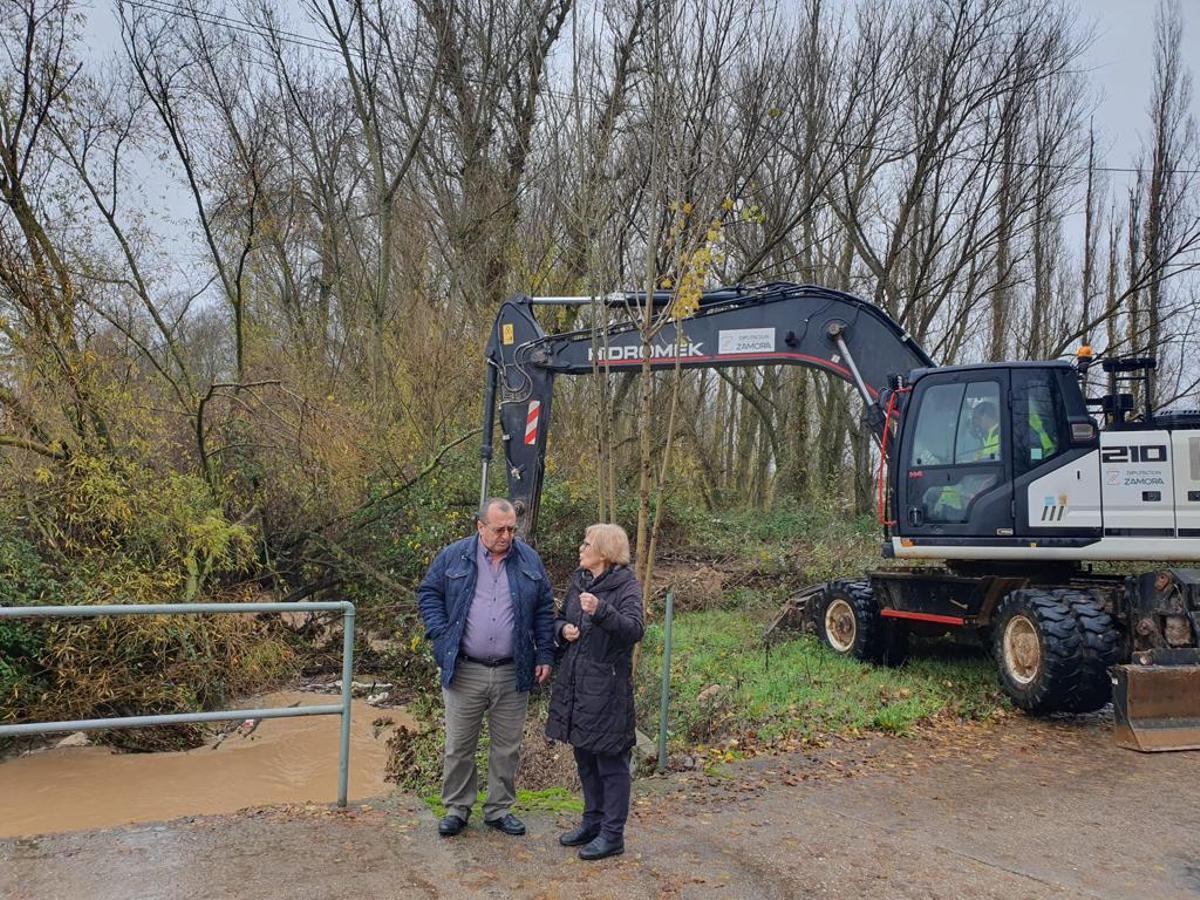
left=524, top=400, right=541, bottom=445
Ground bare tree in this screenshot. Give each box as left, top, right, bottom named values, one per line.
left=308, top=0, right=439, bottom=396
left=0, top=0, right=104, bottom=455
left=119, top=1, right=272, bottom=384
left=1141, top=0, right=1199, bottom=402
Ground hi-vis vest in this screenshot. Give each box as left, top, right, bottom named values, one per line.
left=978, top=423, right=999, bottom=461
left=1029, top=411, right=1055, bottom=457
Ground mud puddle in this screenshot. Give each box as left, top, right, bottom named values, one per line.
left=0, top=692, right=410, bottom=838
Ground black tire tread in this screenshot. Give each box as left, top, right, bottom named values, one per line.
left=819, top=580, right=885, bottom=663
left=1054, top=589, right=1121, bottom=712
left=991, top=589, right=1084, bottom=714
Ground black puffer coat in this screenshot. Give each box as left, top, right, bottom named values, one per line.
left=545, top=565, right=645, bottom=755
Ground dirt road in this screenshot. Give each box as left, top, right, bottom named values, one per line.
left=3, top=714, right=1197, bottom=899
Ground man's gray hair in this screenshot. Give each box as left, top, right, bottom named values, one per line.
left=478, top=497, right=516, bottom=522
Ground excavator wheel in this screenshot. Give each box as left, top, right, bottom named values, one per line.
left=818, top=581, right=886, bottom=664
left=1055, top=590, right=1122, bottom=713
left=992, top=589, right=1084, bottom=713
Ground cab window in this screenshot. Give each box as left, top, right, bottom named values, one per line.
left=909, top=379, right=1004, bottom=525
left=909, top=381, right=1003, bottom=467
left=953, top=382, right=1003, bottom=463
left=909, top=383, right=964, bottom=466
left=1012, top=369, right=1065, bottom=476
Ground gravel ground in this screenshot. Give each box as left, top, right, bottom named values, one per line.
left=3, top=714, right=1197, bottom=899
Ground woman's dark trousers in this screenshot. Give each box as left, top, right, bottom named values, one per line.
left=573, top=746, right=631, bottom=840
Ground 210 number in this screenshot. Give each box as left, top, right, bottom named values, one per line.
left=1101, top=444, right=1167, bottom=463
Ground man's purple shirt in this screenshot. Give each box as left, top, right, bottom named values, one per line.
left=460, top=537, right=515, bottom=661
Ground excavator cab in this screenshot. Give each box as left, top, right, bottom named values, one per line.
left=892, top=361, right=1098, bottom=543
left=895, top=367, right=1015, bottom=538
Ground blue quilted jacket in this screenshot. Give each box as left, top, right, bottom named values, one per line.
left=416, top=535, right=555, bottom=692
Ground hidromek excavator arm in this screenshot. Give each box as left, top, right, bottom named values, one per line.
left=480, top=282, right=934, bottom=536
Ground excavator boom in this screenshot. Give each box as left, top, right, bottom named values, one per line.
left=482, top=282, right=932, bottom=534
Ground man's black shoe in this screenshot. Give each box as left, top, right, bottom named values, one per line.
left=484, top=813, right=526, bottom=835
left=578, top=835, right=624, bottom=860
left=558, top=824, right=600, bottom=846
left=438, top=814, right=468, bottom=837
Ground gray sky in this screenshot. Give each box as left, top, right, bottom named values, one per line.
left=1082, top=0, right=1191, bottom=176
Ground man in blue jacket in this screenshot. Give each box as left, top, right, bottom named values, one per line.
left=417, top=497, right=555, bottom=838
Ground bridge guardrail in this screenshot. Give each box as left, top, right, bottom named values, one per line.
left=0, top=601, right=356, bottom=807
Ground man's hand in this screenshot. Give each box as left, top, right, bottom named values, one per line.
left=535, top=664, right=552, bottom=684
left=579, top=592, right=601, bottom=616
left=562, top=624, right=580, bottom=642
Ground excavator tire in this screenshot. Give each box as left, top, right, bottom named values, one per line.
left=1056, top=589, right=1122, bottom=713
left=817, top=581, right=886, bottom=663
left=992, top=589, right=1084, bottom=713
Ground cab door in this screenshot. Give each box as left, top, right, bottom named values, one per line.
left=896, top=370, right=1014, bottom=538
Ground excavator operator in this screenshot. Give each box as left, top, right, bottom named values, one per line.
left=970, top=401, right=1000, bottom=461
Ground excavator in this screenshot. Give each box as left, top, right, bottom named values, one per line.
left=480, top=282, right=1200, bottom=751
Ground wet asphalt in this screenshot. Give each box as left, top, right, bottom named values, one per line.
left=2, top=714, right=1197, bottom=899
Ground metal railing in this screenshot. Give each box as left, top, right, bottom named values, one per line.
left=0, top=601, right=356, bottom=807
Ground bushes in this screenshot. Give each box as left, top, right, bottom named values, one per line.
left=0, top=621, right=42, bottom=717
left=24, top=599, right=293, bottom=750
left=30, top=454, right=258, bottom=600
left=0, top=455, right=293, bottom=747
left=0, top=534, right=61, bottom=719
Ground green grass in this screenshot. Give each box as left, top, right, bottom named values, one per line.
left=421, top=787, right=583, bottom=817
left=636, top=609, right=1007, bottom=751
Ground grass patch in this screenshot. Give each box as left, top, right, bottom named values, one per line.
left=420, top=787, right=583, bottom=818
left=636, top=609, right=1007, bottom=752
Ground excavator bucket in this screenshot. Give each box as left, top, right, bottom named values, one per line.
left=1112, top=656, right=1200, bottom=752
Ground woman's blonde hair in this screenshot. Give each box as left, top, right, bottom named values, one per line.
left=585, top=523, right=631, bottom=566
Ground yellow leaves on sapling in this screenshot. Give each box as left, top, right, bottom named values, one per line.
left=671, top=218, right=726, bottom=321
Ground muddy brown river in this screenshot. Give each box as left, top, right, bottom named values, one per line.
left=0, top=692, right=409, bottom=838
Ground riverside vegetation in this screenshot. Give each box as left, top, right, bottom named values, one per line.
left=3, top=450, right=1000, bottom=766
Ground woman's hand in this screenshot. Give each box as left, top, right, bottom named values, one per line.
left=562, top=623, right=581, bottom=642
left=579, top=592, right=601, bottom=616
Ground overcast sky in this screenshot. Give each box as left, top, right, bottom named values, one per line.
left=1083, top=0, right=1196, bottom=176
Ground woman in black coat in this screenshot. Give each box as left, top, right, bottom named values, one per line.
left=546, top=522, right=644, bottom=861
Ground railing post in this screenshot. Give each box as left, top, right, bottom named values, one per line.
left=657, top=588, right=675, bottom=774
left=338, top=602, right=355, bottom=808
